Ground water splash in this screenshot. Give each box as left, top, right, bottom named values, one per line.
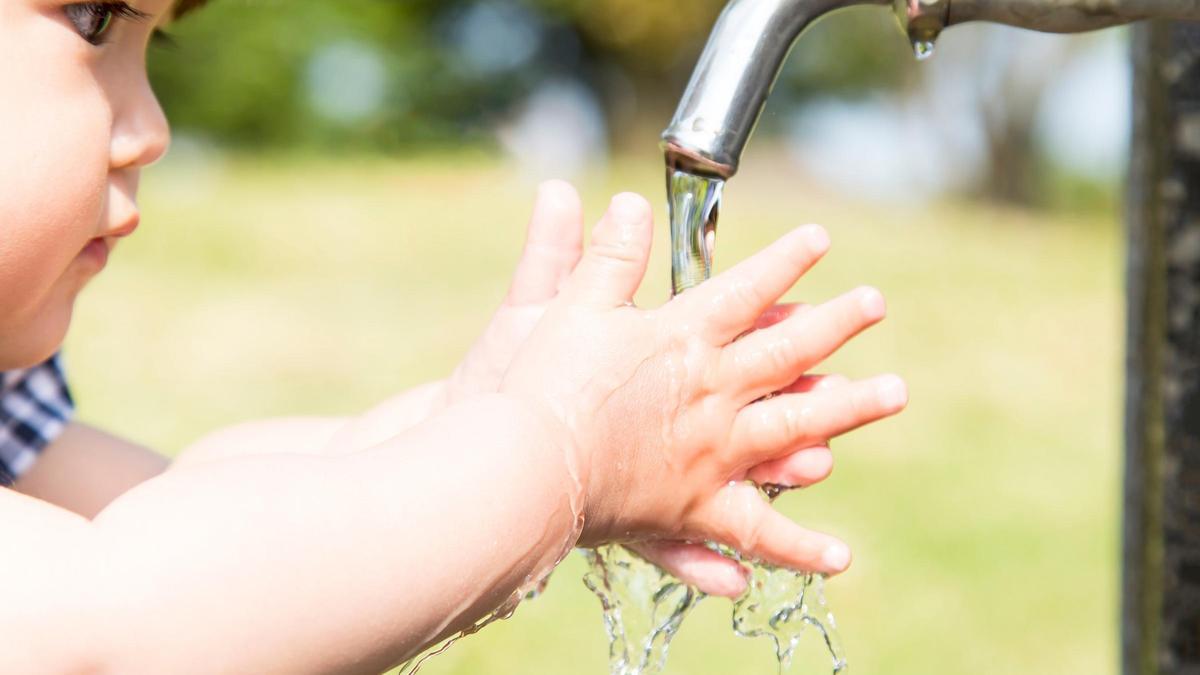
left=733, top=566, right=846, bottom=673
left=730, top=554, right=847, bottom=673
left=582, top=546, right=704, bottom=675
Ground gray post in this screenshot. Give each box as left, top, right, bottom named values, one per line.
left=1124, top=20, right=1200, bottom=675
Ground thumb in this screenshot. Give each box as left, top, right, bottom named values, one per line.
left=505, top=180, right=585, bottom=306
left=562, top=192, right=654, bottom=307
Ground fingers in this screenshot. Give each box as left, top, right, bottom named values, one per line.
left=631, top=541, right=749, bottom=598
left=781, top=373, right=849, bottom=396
left=730, top=374, right=907, bottom=466
left=561, top=193, right=655, bottom=308
left=721, top=286, right=886, bottom=401
left=505, top=180, right=585, bottom=306
left=753, top=303, right=809, bottom=331
left=697, top=483, right=852, bottom=575
left=675, top=225, right=830, bottom=344
left=746, top=446, right=834, bottom=488
left=742, top=376, right=847, bottom=489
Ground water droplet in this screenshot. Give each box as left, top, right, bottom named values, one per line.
left=912, top=39, right=936, bottom=61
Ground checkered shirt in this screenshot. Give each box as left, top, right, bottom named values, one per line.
left=0, top=354, right=74, bottom=487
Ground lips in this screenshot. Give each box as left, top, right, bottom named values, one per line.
left=79, top=211, right=139, bottom=271
left=80, top=237, right=110, bottom=269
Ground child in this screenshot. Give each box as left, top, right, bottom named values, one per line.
left=0, top=1, right=907, bottom=672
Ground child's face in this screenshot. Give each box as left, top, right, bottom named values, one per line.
left=0, top=1, right=172, bottom=370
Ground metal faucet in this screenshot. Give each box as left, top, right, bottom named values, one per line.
left=662, top=0, right=1200, bottom=178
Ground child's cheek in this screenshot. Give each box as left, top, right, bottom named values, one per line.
left=0, top=57, right=110, bottom=363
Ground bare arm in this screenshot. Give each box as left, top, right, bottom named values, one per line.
left=12, top=422, right=168, bottom=518
left=173, top=380, right=449, bottom=468
left=1, top=194, right=905, bottom=675
left=14, top=380, right=445, bottom=519
left=2, top=394, right=576, bottom=675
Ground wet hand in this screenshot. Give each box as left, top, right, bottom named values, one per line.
left=452, top=182, right=884, bottom=594
left=500, top=193, right=907, bottom=578
left=631, top=371, right=851, bottom=597
left=446, top=180, right=584, bottom=403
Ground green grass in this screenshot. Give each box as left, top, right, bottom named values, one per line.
left=66, top=149, right=1122, bottom=674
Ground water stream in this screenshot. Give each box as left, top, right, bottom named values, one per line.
left=582, top=546, right=704, bottom=675
left=583, top=167, right=848, bottom=675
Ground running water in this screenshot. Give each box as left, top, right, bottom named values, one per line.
left=667, top=169, right=723, bottom=294
left=732, top=563, right=847, bottom=673
left=584, top=166, right=848, bottom=675
left=582, top=546, right=704, bottom=675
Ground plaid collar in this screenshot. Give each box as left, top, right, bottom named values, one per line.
left=0, top=354, right=74, bottom=485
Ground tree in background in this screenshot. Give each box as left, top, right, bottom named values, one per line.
left=151, top=0, right=1115, bottom=208
left=150, top=1, right=909, bottom=150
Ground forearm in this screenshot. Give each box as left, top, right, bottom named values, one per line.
left=12, top=423, right=168, bottom=518
left=174, top=380, right=449, bottom=468
left=29, top=394, right=576, bottom=674
left=322, top=378, right=449, bottom=454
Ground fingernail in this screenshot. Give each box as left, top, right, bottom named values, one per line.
left=799, top=225, right=830, bottom=253
left=877, top=375, right=909, bottom=411
left=728, top=562, right=752, bottom=590
left=822, top=543, right=851, bottom=572
left=737, top=561, right=751, bottom=581
left=859, top=287, right=886, bottom=320
left=610, top=194, right=647, bottom=244
left=610, top=192, right=644, bottom=215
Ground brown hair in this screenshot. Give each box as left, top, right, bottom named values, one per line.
left=174, top=0, right=209, bottom=19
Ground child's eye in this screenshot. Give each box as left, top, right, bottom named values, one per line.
left=64, top=2, right=150, bottom=46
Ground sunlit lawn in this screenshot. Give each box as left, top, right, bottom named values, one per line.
left=66, top=147, right=1121, bottom=674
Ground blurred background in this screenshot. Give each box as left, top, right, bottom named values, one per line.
left=67, top=1, right=1124, bottom=673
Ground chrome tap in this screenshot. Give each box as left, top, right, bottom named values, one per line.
left=662, top=0, right=1200, bottom=178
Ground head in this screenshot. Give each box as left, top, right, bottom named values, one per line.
left=0, top=0, right=204, bottom=370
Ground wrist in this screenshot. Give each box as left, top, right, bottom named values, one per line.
left=496, top=393, right=623, bottom=548
left=452, top=394, right=591, bottom=579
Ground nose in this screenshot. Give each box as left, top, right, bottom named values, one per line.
left=110, top=74, right=171, bottom=171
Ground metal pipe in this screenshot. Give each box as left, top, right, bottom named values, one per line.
left=942, top=0, right=1200, bottom=32
left=663, top=0, right=1200, bottom=178
left=1124, top=20, right=1200, bottom=675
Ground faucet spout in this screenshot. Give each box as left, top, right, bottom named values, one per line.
left=662, top=0, right=890, bottom=178
left=665, top=0, right=1200, bottom=179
